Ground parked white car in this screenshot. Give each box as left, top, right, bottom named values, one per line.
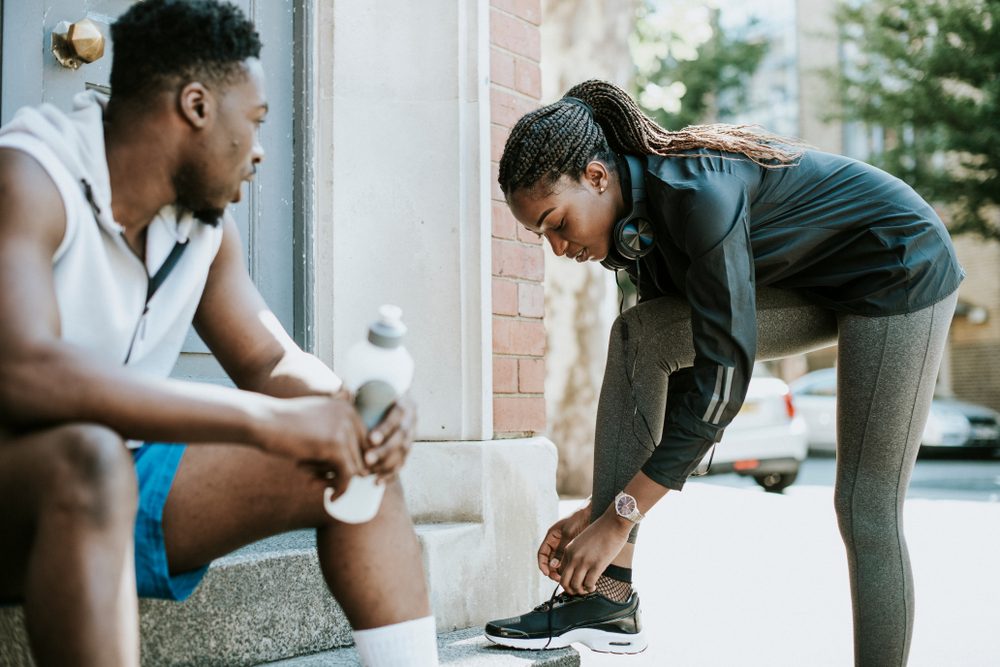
left=790, top=368, right=1000, bottom=456
left=693, top=365, right=808, bottom=492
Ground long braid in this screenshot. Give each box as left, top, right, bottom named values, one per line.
left=498, top=79, right=803, bottom=198
left=566, top=80, right=803, bottom=164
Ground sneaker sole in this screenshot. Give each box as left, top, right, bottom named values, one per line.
left=485, top=627, right=647, bottom=654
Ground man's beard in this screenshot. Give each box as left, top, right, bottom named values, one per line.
left=174, top=166, right=224, bottom=226
left=192, top=207, right=225, bottom=226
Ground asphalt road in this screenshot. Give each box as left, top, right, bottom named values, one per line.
left=703, top=452, right=1000, bottom=502
left=565, top=453, right=1000, bottom=666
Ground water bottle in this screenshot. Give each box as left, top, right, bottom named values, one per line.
left=323, top=304, right=414, bottom=523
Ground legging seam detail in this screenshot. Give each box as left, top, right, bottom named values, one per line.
left=890, top=303, right=937, bottom=667
left=846, top=316, right=889, bottom=665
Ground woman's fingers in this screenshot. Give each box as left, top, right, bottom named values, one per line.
left=581, top=566, right=601, bottom=594
left=537, top=526, right=563, bottom=576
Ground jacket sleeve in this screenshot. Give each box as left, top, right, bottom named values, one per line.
left=641, top=174, right=758, bottom=490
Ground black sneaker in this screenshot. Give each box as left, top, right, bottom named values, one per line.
left=484, top=590, right=646, bottom=654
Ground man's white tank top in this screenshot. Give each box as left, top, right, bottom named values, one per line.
left=0, top=93, right=223, bottom=378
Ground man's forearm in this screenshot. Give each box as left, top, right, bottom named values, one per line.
left=0, top=343, right=275, bottom=446
left=244, top=349, right=343, bottom=399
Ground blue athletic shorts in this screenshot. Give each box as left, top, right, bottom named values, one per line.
left=133, top=443, right=209, bottom=601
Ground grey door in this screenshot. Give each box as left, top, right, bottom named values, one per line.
left=1, top=0, right=301, bottom=382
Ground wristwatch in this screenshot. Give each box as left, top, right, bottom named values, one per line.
left=614, top=491, right=645, bottom=524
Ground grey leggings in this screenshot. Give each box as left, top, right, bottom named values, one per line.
left=590, top=287, right=957, bottom=667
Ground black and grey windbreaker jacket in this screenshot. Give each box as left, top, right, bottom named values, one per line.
left=627, top=148, right=964, bottom=490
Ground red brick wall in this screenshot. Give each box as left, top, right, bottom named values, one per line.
left=490, top=0, right=545, bottom=436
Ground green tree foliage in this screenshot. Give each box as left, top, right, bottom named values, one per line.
left=631, top=2, right=769, bottom=130
left=836, top=0, right=1000, bottom=240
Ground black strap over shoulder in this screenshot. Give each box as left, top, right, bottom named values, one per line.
left=146, top=240, right=189, bottom=302
left=80, top=177, right=189, bottom=303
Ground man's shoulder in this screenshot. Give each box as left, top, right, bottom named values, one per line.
left=0, top=147, right=67, bottom=229
left=0, top=150, right=67, bottom=272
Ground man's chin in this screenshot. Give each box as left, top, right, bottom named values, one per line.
left=192, top=207, right=225, bottom=226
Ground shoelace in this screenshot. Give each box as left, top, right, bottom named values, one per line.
left=536, top=585, right=589, bottom=650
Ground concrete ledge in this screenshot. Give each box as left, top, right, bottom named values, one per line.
left=1, top=525, right=478, bottom=667
left=259, top=626, right=580, bottom=666
left=401, top=438, right=560, bottom=627
left=0, top=438, right=559, bottom=665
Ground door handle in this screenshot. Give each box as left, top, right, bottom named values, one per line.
left=51, top=18, right=106, bottom=69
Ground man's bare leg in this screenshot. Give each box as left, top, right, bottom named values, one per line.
left=161, top=444, right=430, bottom=628
left=0, top=424, right=139, bottom=667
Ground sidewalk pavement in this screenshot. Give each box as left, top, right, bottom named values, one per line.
left=557, top=480, right=1000, bottom=666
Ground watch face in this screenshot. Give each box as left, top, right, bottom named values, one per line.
left=616, top=494, right=637, bottom=516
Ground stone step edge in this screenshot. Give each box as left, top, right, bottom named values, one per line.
left=258, top=626, right=580, bottom=666
left=216, top=521, right=478, bottom=568
left=0, top=522, right=491, bottom=667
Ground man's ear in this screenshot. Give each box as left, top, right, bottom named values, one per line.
left=583, top=160, right=610, bottom=192
left=177, top=82, right=214, bottom=129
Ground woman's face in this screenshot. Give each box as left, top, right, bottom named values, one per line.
left=508, top=161, right=625, bottom=264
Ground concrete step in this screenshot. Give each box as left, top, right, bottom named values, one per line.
left=1, top=523, right=512, bottom=667
left=259, top=626, right=579, bottom=666
left=0, top=439, right=562, bottom=666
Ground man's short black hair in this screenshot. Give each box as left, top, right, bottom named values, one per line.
left=110, top=0, right=262, bottom=101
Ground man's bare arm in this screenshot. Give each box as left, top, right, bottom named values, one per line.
left=192, top=215, right=343, bottom=399
left=195, top=217, right=417, bottom=478
left=0, top=148, right=365, bottom=483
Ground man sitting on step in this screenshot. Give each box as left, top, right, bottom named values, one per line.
left=0, top=1, right=436, bottom=665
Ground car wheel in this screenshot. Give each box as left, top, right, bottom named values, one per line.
left=754, top=469, right=799, bottom=493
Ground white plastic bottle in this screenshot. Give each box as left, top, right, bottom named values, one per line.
left=323, top=304, right=414, bottom=524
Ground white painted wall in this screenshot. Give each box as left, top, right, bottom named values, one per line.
left=311, top=1, right=493, bottom=441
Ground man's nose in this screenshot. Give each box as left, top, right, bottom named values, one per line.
left=252, top=140, right=265, bottom=164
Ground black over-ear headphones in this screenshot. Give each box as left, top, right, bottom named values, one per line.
left=601, top=154, right=655, bottom=271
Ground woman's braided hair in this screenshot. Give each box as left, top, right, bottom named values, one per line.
left=498, top=79, right=803, bottom=198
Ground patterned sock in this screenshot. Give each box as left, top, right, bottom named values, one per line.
left=595, top=564, right=633, bottom=602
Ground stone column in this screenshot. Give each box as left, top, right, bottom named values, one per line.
left=309, top=0, right=557, bottom=625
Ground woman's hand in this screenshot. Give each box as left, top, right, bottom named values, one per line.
left=537, top=501, right=592, bottom=581
left=555, top=510, right=632, bottom=596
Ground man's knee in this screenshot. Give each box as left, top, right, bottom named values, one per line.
left=43, top=424, right=136, bottom=525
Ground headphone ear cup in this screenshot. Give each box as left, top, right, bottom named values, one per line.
left=620, top=218, right=654, bottom=259
left=613, top=215, right=655, bottom=262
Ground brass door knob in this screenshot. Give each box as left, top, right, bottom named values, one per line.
left=51, top=18, right=106, bottom=69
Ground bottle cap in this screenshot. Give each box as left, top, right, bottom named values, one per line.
left=368, top=304, right=407, bottom=348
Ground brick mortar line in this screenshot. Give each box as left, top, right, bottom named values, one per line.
left=488, top=85, right=542, bottom=102
left=489, top=82, right=540, bottom=99
left=488, top=7, right=542, bottom=27
left=494, top=354, right=546, bottom=359
left=488, top=38, right=540, bottom=60
left=488, top=45, right=540, bottom=63
left=491, top=313, right=544, bottom=320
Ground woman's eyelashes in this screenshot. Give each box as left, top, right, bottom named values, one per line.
left=534, top=218, right=566, bottom=239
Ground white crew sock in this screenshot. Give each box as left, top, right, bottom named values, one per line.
left=352, top=615, right=439, bottom=667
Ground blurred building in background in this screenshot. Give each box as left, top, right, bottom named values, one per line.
left=541, top=0, right=1000, bottom=494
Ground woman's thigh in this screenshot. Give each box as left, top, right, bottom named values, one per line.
left=620, top=287, right=838, bottom=374
left=590, top=288, right=837, bottom=517
left=833, top=291, right=958, bottom=508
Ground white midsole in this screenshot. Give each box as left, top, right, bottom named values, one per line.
left=485, top=627, right=648, bottom=654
